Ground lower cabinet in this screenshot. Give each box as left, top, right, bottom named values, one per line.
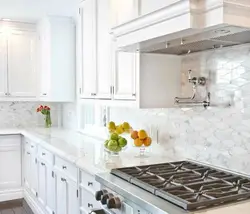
left=22, top=138, right=99, bottom=214
left=55, top=172, right=78, bottom=214
left=0, top=135, right=22, bottom=201
left=37, top=160, right=56, bottom=214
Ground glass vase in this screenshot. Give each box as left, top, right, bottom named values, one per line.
left=45, top=113, right=52, bottom=128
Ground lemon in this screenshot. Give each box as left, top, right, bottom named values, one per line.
left=108, top=121, right=116, bottom=130
left=116, top=125, right=124, bottom=135
left=122, top=122, right=130, bottom=130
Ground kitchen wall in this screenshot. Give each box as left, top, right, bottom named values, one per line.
left=109, top=45, right=250, bottom=174
left=0, top=102, right=60, bottom=128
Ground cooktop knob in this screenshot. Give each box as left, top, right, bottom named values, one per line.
left=100, top=193, right=114, bottom=205
left=95, top=190, right=108, bottom=201
left=107, top=197, right=121, bottom=209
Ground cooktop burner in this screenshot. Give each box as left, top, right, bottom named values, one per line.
left=111, top=161, right=250, bottom=210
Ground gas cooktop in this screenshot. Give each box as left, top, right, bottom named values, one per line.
left=111, top=161, right=250, bottom=210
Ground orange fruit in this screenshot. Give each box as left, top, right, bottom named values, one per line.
left=134, top=138, right=143, bottom=147
left=131, top=130, right=138, bottom=140
left=143, top=137, right=152, bottom=147
left=138, top=130, right=148, bottom=140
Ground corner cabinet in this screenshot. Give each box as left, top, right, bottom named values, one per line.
left=38, top=16, right=76, bottom=102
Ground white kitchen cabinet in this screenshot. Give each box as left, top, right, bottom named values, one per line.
left=0, top=135, right=22, bottom=202
left=56, top=173, right=78, bottom=214
left=79, top=0, right=112, bottom=99
left=0, top=33, right=7, bottom=97
left=30, top=144, right=38, bottom=197
left=80, top=0, right=97, bottom=98
left=38, top=160, right=56, bottom=214
left=7, top=31, right=37, bottom=97
left=113, top=51, right=136, bottom=100
left=38, top=16, right=75, bottom=102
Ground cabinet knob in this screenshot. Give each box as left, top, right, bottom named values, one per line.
left=95, top=190, right=108, bottom=201
left=5, top=93, right=8, bottom=96
left=31, top=145, right=34, bottom=148
left=42, top=152, right=46, bottom=156
left=62, top=166, right=67, bottom=169
left=88, top=203, right=93, bottom=208
left=132, top=93, right=136, bottom=96
left=41, top=162, right=45, bottom=166
left=27, top=152, right=30, bottom=155
left=42, top=93, right=47, bottom=96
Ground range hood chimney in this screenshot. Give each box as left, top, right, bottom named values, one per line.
left=111, top=0, right=250, bottom=55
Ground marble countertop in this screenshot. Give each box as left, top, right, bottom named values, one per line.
left=0, top=128, right=183, bottom=174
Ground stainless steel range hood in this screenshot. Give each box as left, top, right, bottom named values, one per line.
left=111, top=0, right=250, bottom=55
left=138, top=26, right=250, bottom=55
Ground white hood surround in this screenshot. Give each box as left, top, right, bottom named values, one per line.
left=112, top=0, right=250, bottom=51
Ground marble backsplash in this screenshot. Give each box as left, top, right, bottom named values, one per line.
left=0, top=102, right=60, bottom=128
left=109, top=45, right=250, bottom=175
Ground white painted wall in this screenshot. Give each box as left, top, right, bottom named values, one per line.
left=0, top=0, right=79, bottom=21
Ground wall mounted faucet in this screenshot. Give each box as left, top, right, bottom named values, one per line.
left=175, top=70, right=210, bottom=108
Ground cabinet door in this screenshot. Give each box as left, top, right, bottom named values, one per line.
left=7, top=31, right=37, bottom=97
left=56, top=174, right=78, bottom=214
left=38, top=161, right=46, bottom=206
left=113, top=52, right=137, bottom=100
left=23, top=148, right=31, bottom=189
left=30, top=154, right=38, bottom=196
left=39, top=20, right=51, bottom=98
left=46, top=166, right=56, bottom=214
left=56, top=175, right=67, bottom=214
left=0, top=136, right=21, bottom=190
left=96, top=0, right=112, bottom=99
left=0, top=33, right=7, bottom=97
left=80, top=0, right=97, bottom=98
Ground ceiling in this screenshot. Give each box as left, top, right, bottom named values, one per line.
left=0, top=0, right=80, bottom=21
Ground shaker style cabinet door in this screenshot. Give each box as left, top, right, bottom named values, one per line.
left=113, top=51, right=137, bottom=100
left=7, top=32, right=37, bottom=97
left=0, top=33, right=7, bottom=97
left=80, top=0, right=97, bottom=98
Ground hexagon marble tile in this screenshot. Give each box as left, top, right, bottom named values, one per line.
left=109, top=44, right=250, bottom=174
left=0, top=102, right=59, bottom=128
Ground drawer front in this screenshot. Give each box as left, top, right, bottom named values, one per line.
left=80, top=188, right=100, bottom=213
left=55, top=156, right=77, bottom=180
left=38, top=146, right=53, bottom=164
left=80, top=170, right=100, bottom=194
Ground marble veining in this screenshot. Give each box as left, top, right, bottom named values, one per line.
left=109, top=45, right=250, bottom=175
left=0, top=102, right=59, bottom=128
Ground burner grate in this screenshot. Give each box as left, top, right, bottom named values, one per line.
left=111, top=161, right=250, bottom=210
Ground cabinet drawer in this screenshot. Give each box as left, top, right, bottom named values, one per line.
left=80, top=188, right=100, bottom=213
left=55, top=156, right=77, bottom=180
left=38, top=146, right=53, bottom=164
left=80, top=170, right=100, bottom=194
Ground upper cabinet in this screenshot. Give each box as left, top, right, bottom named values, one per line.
left=38, top=16, right=75, bottom=102
left=79, top=0, right=112, bottom=99
left=7, top=31, right=37, bottom=97
left=0, top=23, right=37, bottom=100
left=79, top=0, right=182, bottom=108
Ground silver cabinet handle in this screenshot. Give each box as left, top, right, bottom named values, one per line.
left=132, top=93, right=136, bottom=96
left=88, top=182, right=93, bottom=186
left=62, top=166, right=67, bottom=169
left=27, top=152, right=30, bottom=155
left=5, top=93, right=8, bottom=96
left=42, top=152, right=46, bottom=156
left=61, top=177, right=67, bottom=182
left=41, top=162, right=45, bottom=166
left=88, top=203, right=93, bottom=208
left=42, top=93, right=47, bottom=96
left=31, top=145, right=34, bottom=148
left=91, top=93, right=96, bottom=96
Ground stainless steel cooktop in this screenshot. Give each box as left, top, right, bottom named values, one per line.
left=111, top=161, right=250, bottom=211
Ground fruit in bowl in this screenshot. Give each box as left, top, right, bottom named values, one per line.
left=131, top=129, right=152, bottom=147
left=104, top=133, right=127, bottom=153
left=108, top=121, right=132, bottom=134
